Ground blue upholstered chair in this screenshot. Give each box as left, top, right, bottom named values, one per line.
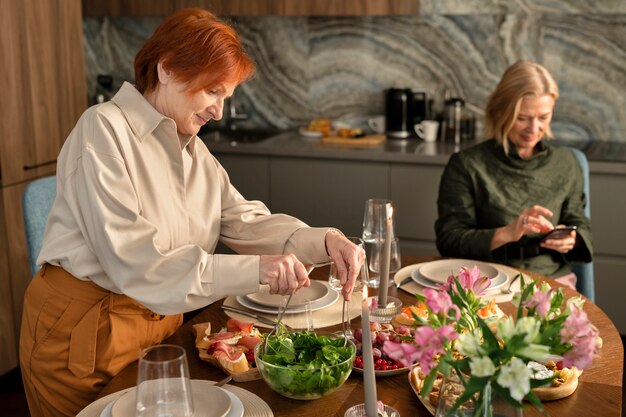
left=568, top=148, right=594, bottom=302
left=22, top=176, right=57, bottom=276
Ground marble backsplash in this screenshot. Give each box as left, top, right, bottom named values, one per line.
left=83, top=2, right=626, bottom=143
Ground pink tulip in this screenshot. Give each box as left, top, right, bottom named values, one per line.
left=424, top=288, right=460, bottom=320
left=384, top=325, right=458, bottom=373
left=441, top=266, right=491, bottom=296
left=560, top=304, right=599, bottom=370
left=523, top=288, right=553, bottom=318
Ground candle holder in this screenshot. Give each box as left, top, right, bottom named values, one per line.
left=344, top=403, right=401, bottom=417
left=368, top=296, right=402, bottom=323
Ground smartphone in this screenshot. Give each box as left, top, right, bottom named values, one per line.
left=542, top=226, right=577, bottom=240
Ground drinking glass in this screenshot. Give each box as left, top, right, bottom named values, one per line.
left=362, top=198, right=397, bottom=288
left=328, top=237, right=367, bottom=339
left=135, top=344, right=194, bottom=417
left=369, top=237, right=402, bottom=276
left=362, top=198, right=394, bottom=244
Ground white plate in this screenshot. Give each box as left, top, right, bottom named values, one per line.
left=222, top=388, right=244, bottom=417
left=298, top=127, right=323, bottom=138
left=111, top=380, right=231, bottom=417
left=411, top=269, right=508, bottom=291
left=246, top=280, right=329, bottom=308
left=418, top=259, right=499, bottom=284
left=99, top=400, right=114, bottom=417
left=236, top=282, right=339, bottom=314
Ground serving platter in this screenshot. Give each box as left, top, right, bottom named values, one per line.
left=418, top=259, right=500, bottom=284
left=245, top=280, right=329, bottom=308
left=352, top=365, right=410, bottom=377
left=408, top=365, right=437, bottom=415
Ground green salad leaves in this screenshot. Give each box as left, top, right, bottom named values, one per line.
left=256, top=330, right=356, bottom=398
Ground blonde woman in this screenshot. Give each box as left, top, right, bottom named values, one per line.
left=435, top=60, right=592, bottom=280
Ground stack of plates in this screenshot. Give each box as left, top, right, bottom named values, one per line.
left=410, top=259, right=508, bottom=291
left=94, top=380, right=244, bottom=417
left=236, top=280, right=339, bottom=314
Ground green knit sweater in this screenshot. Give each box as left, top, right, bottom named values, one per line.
left=435, top=139, right=592, bottom=278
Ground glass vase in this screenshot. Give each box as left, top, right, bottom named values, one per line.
left=434, top=373, right=522, bottom=417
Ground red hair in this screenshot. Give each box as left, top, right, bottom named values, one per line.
left=134, top=8, right=255, bottom=94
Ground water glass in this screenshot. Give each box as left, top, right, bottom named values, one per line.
left=368, top=238, right=402, bottom=276
left=362, top=198, right=394, bottom=243
left=136, top=344, right=194, bottom=417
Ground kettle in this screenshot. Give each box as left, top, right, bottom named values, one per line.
left=385, top=88, right=429, bottom=139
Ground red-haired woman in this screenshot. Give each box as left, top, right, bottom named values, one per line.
left=19, top=8, right=364, bottom=417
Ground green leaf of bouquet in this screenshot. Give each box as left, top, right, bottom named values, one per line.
left=476, top=315, right=499, bottom=347
left=491, top=382, right=523, bottom=408
left=525, top=391, right=546, bottom=414
left=421, top=367, right=439, bottom=397
left=449, top=376, right=486, bottom=412
left=530, top=377, right=555, bottom=389
left=518, top=281, right=537, bottom=320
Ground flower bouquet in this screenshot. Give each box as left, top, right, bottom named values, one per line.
left=383, top=266, right=601, bottom=416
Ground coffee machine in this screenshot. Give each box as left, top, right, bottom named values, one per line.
left=385, top=88, right=429, bottom=139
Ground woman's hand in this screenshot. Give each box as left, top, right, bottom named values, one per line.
left=325, top=231, right=365, bottom=301
left=540, top=225, right=577, bottom=253
left=491, top=205, right=555, bottom=250
left=259, top=254, right=311, bottom=295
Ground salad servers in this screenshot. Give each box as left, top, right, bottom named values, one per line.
left=221, top=305, right=293, bottom=330
left=261, top=261, right=329, bottom=354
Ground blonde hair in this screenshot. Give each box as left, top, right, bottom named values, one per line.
left=484, top=60, right=559, bottom=153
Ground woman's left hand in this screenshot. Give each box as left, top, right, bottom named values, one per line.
left=540, top=225, right=577, bottom=253
left=325, top=231, right=365, bottom=300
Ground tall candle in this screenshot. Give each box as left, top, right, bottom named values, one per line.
left=361, top=287, right=378, bottom=417
left=378, top=205, right=393, bottom=305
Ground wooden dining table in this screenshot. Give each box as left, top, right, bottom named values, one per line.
left=99, top=256, right=623, bottom=417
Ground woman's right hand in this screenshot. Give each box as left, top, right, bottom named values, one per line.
left=259, top=254, right=310, bottom=295
left=491, top=205, right=555, bottom=250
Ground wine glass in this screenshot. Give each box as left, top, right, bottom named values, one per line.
left=135, top=344, right=194, bottom=417
left=328, top=237, right=367, bottom=340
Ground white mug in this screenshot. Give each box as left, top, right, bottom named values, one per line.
left=368, top=116, right=385, bottom=134
left=414, top=120, right=439, bottom=142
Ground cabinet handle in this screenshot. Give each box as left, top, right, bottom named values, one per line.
left=23, top=159, right=57, bottom=170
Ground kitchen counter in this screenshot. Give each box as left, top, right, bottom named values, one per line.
left=201, top=130, right=626, bottom=174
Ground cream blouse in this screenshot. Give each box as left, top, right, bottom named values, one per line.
left=38, top=82, right=332, bottom=314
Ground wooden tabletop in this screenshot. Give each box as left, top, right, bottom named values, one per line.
left=99, top=256, right=623, bottom=417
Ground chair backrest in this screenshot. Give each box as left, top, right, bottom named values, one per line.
left=22, top=176, right=57, bottom=276
left=568, top=148, right=594, bottom=301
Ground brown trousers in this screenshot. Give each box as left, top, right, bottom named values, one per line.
left=19, top=264, right=183, bottom=417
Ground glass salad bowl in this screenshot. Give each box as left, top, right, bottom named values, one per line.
left=254, top=331, right=356, bottom=400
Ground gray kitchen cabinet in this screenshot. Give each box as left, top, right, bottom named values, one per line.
left=589, top=172, right=626, bottom=257
left=588, top=167, right=626, bottom=333
left=214, top=154, right=270, bottom=205
left=390, top=162, right=446, bottom=256
left=270, top=157, right=388, bottom=237
left=593, top=256, right=626, bottom=333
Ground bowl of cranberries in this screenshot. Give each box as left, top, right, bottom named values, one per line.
left=352, top=322, right=414, bottom=377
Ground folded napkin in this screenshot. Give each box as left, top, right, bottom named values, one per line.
left=394, top=262, right=527, bottom=304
